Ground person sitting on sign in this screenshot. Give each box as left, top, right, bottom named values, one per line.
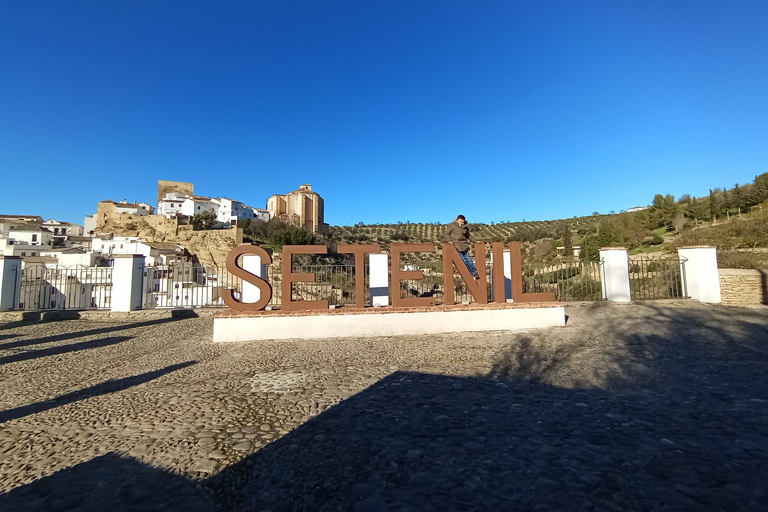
left=444, top=214, right=480, bottom=280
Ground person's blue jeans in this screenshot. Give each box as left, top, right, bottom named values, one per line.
left=459, top=250, right=480, bottom=279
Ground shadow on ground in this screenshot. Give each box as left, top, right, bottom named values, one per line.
left=0, top=316, right=190, bottom=351
left=1, top=304, right=767, bottom=511
left=0, top=361, right=196, bottom=425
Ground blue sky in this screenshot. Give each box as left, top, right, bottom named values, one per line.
left=1, top=1, right=766, bottom=226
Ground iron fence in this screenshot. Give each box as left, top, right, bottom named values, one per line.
left=628, top=257, right=685, bottom=300
left=142, top=263, right=370, bottom=308
left=141, top=257, right=604, bottom=309
left=523, top=260, right=604, bottom=301
left=14, top=264, right=112, bottom=311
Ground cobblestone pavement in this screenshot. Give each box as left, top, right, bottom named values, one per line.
left=0, top=302, right=767, bottom=511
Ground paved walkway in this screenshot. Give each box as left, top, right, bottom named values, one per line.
left=0, top=302, right=767, bottom=511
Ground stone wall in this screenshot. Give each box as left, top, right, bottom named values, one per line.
left=157, top=180, right=194, bottom=205
left=95, top=205, right=242, bottom=266
left=719, top=269, right=767, bottom=306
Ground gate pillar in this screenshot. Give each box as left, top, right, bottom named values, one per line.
left=111, top=255, right=146, bottom=312
left=0, top=256, right=22, bottom=311
left=600, top=248, right=631, bottom=302
left=677, top=246, right=721, bottom=303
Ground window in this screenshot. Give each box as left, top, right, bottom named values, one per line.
left=31, top=252, right=36, bottom=256
left=120, top=244, right=124, bottom=249
left=170, top=203, right=174, bottom=207
left=32, top=234, right=38, bottom=242
left=198, top=206, right=201, bottom=210
left=21, top=252, right=26, bottom=256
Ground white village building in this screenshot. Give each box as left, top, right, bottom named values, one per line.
left=0, top=215, right=86, bottom=257
left=157, top=192, right=269, bottom=228
left=0, top=218, right=54, bottom=257
left=91, top=236, right=186, bottom=266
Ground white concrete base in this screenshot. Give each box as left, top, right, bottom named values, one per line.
left=213, top=306, right=566, bottom=342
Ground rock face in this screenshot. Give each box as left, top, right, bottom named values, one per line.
left=95, top=202, right=242, bottom=266
left=157, top=180, right=194, bottom=205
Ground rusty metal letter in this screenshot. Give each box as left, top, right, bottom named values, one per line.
left=223, top=245, right=273, bottom=311
left=442, top=242, right=488, bottom=305
left=337, top=244, right=381, bottom=308
left=390, top=243, right=435, bottom=307
left=508, top=241, right=556, bottom=303
left=491, top=242, right=506, bottom=303
left=282, top=245, right=329, bottom=311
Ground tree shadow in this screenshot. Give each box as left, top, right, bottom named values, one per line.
left=1, top=305, right=767, bottom=511
left=0, top=452, right=210, bottom=512
left=0, top=361, right=196, bottom=424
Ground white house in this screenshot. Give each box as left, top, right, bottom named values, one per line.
left=158, top=192, right=218, bottom=220
left=83, top=214, right=97, bottom=236
left=157, top=192, right=269, bottom=228
left=2, top=222, right=53, bottom=247
left=92, top=236, right=185, bottom=266
left=112, top=201, right=153, bottom=216
left=0, top=216, right=53, bottom=257
left=247, top=206, right=270, bottom=222
left=37, top=247, right=98, bottom=267
left=42, top=219, right=84, bottom=247
left=43, top=219, right=84, bottom=238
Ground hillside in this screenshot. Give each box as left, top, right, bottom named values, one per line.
left=328, top=172, right=768, bottom=267
left=330, top=214, right=605, bottom=245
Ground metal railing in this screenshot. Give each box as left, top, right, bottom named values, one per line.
left=141, top=258, right=603, bottom=309
left=628, top=257, right=685, bottom=300
left=142, top=263, right=370, bottom=308
left=13, top=264, right=113, bottom=311
left=523, top=260, right=604, bottom=301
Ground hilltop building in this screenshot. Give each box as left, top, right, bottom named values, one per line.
left=88, top=200, right=154, bottom=235
left=156, top=180, right=269, bottom=228
left=267, top=184, right=329, bottom=235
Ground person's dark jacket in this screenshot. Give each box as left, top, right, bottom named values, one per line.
left=444, top=221, right=471, bottom=252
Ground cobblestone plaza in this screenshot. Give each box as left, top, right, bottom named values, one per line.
left=1, top=302, right=767, bottom=511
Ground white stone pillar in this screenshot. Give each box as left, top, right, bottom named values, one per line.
left=600, top=247, right=631, bottom=302
left=369, top=253, right=389, bottom=307
left=677, top=246, right=721, bottom=303
left=111, top=255, right=145, bottom=312
left=241, top=254, right=269, bottom=303
left=0, top=256, right=22, bottom=311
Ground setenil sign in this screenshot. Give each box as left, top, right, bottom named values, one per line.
left=223, top=241, right=555, bottom=311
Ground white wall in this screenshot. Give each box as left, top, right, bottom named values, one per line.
left=114, top=205, right=149, bottom=216
left=252, top=208, right=269, bottom=222
left=84, top=214, right=97, bottom=236
left=7, top=228, right=53, bottom=246
left=38, top=250, right=97, bottom=267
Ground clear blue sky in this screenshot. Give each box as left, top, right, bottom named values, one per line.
left=2, top=1, right=766, bottom=226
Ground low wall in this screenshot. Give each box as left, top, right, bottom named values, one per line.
left=213, top=303, right=566, bottom=342
left=718, top=269, right=767, bottom=306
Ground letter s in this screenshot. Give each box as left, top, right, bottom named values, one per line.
left=222, top=245, right=273, bottom=311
